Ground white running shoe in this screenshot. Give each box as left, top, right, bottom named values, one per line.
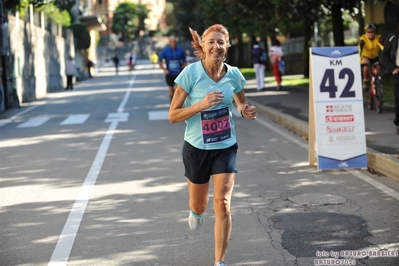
left=188, top=210, right=203, bottom=230
left=214, top=262, right=228, bottom=266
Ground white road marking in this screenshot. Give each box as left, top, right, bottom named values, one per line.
left=17, top=116, right=51, bottom=128
left=60, top=114, right=90, bottom=125
left=105, top=112, right=129, bottom=122
left=0, top=93, right=64, bottom=128
left=348, top=170, right=399, bottom=201
left=48, top=121, right=118, bottom=266
left=148, top=110, right=169, bottom=120
left=48, top=76, right=136, bottom=266
left=240, top=111, right=399, bottom=202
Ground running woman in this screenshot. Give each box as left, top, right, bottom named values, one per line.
left=168, top=24, right=257, bottom=266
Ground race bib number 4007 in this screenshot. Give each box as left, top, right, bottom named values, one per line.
left=201, top=107, right=231, bottom=144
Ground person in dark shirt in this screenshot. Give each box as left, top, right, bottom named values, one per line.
left=158, top=36, right=187, bottom=102
left=380, top=22, right=399, bottom=135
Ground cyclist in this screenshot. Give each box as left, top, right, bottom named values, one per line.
left=358, top=24, right=384, bottom=91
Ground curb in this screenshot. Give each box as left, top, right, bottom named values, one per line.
left=249, top=98, right=399, bottom=182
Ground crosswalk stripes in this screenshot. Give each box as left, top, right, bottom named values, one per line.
left=17, top=116, right=51, bottom=128
left=148, top=110, right=168, bottom=121
left=60, top=114, right=90, bottom=125
left=16, top=115, right=90, bottom=128
left=11, top=110, right=169, bottom=129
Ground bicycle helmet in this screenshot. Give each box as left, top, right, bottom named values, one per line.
left=364, top=24, right=376, bottom=30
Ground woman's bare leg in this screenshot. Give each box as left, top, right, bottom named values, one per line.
left=212, top=173, right=235, bottom=263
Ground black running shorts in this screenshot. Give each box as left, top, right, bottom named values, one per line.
left=165, top=74, right=178, bottom=86
left=182, top=141, right=238, bottom=184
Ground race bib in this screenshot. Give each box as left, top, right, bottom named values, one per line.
left=169, top=60, right=180, bottom=72
left=201, top=107, right=231, bottom=144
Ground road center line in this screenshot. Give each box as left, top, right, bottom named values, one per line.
left=48, top=75, right=136, bottom=266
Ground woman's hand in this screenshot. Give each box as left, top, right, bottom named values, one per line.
left=241, top=104, right=257, bottom=120
left=202, top=91, right=224, bottom=110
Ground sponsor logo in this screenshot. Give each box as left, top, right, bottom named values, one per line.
left=326, top=125, right=355, bottom=133
left=326, top=135, right=357, bottom=144
left=325, top=105, right=352, bottom=113
left=325, top=115, right=354, bottom=123
left=338, top=162, right=349, bottom=168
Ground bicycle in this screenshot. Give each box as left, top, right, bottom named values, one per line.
left=365, top=61, right=383, bottom=113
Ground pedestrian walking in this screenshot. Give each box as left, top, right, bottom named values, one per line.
left=251, top=42, right=267, bottom=91
left=86, top=57, right=95, bottom=78
left=269, top=39, right=284, bottom=90
left=128, top=53, right=136, bottom=71
left=65, top=56, right=77, bottom=90
left=112, top=54, right=120, bottom=75
left=158, top=36, right=187, bottom=102
left=380, top=22, right=399, bottom=135
left=168, top=24, right=257, bottom=266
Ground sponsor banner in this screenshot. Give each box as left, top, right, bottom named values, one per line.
left=311, top=46, right=367, bottom=170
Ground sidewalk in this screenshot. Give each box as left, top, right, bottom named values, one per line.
left=245, top=75, right=399, bottom=182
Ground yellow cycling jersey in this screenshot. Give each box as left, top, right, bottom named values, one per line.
left=359, top=34, right=384, bottom=60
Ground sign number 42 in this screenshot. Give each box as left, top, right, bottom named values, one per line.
left=320, top=68, right=355, bottom=98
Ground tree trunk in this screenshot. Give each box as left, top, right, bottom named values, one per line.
left=331, top=2, right=345, bottom=46
left=357, top=0, right=364, bottom=38
left=302, top=21, right=313, bottom=78
left=237, top=37, right=244, bottom=67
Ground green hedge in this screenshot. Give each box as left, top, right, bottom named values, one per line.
left=71, top=23, right=90, bottom=50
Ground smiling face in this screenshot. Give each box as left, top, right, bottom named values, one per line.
left=202, top=31, right=229, bottom=62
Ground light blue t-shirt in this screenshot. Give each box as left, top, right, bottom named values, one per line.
left=174, top=61, right=246, bottom=150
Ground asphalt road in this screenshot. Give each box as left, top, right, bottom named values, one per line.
left=1, top=61, right=399, bottom=266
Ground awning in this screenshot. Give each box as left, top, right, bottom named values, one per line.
left=80, top=15, right=106, bottom=31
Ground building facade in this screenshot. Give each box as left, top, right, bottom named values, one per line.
left=91, top=0, right=165, bottom=39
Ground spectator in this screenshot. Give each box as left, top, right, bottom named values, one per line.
left=128, top=53, right=136, bottom=71
left=269, top=39, right=284, bottom=90
left=65, top=56, right=77, bottom=90
left=380, top=22, right=399, bottom=135
left=86, top=57, right=95, bottom=78
left=112, top=54, right=120, bottom=75
left=252, top=42, right=267, bottom=91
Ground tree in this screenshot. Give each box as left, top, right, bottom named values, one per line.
left=168, top=0, right=206, bottom=38
left=320, top=0, right=359, bottom=46
left=71, top=23, right=91, bottom=49
left=4, top=0, right=74, bottom=13
left=111, top=3, right=148, bottom=42
left=4, top=0, right=44, bottom=11
left=170, top=0, right=277, bottom=66
left=168, top=0, right=377, bottom=73
left=36, top=1, right=71, bottom=26
left=4, top=0, right=74, bottom=25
